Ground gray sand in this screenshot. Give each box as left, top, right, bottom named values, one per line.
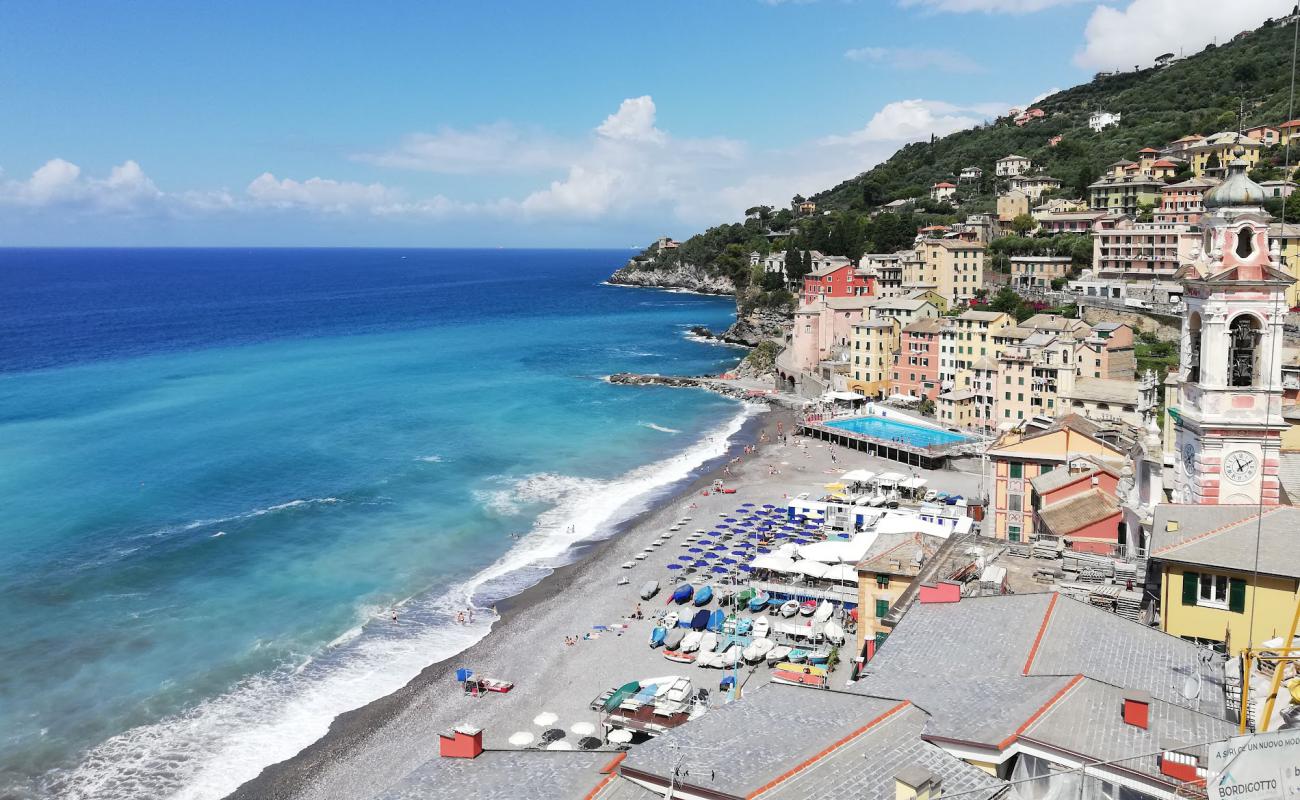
left=227, top=411, right=983, bottom=800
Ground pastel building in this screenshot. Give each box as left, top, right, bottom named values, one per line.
left=1009, top=255, right=1073, bottom=289
left=995, top=154, right=1032, bottom=177
left=890, top=317, right=943, bottom=401
left=1154, top=177, right=1218, bottom=225
left=801, top=261, right=874, bottom=305
left=1092, top=219, right=1199, bottom=280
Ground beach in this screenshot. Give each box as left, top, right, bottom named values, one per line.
left=226, top=407, right=985, bottom=800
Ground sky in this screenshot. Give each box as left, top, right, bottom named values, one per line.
left=0, top=0, right=1292, bottom=247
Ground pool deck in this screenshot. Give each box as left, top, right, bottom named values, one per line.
left=796, top=418, right=968, bottom=469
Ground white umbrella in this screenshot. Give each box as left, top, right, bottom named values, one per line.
left=796, top=560, right=830, bottom=579
left=607, top=729, right=634, bottom=744
left=547, top=740, right=575, bottom=751
left=823, top=564, right=858, bottom=582
left=749, top=554, right=800, bottom=572
left=533, top=712, right=558, bottom=727
left=571, top=721, right=596, bottom=736
left=509, top=731, right=535, bottom=747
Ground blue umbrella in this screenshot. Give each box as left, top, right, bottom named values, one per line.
left=698, top=539, right=714, bottom=545
left=721, top=558, right=737, bottom=565
left=724, top=518, right=736, bottom=523
left=730, top=551, right=747, bottom=557
left=688, top=547, right=703, bottom=553
left=738, top=565, right=754, bottom=572
left=763, top=504, right=775, bottom=509
left=694, top=560, right=708, bottom=567
left=758, top=547, right=772, bottom=554
left=666, top=563, right=683, bottom=570
left=836, top=533, right=851, bottom=540
left=711, top=566, right=729, bottom=574
left=742, top=503, right=755, bottom=507
left=703, top=552, right=718, bottom=559
left=678, top=555, right=693, bottom=561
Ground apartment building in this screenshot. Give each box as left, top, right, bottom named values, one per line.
left=859, top=253, right=904, bottom=298
left=847, top=318, right=899, bottom=399
left=889, top=317, right=943, bottom=401
left=1091, top=218, right=1199, bottom=280
left=1154, top=176, right=1218, bottom=224
left=1009, top=255, right=1073, bottom=289
left=1007, top=174, right=1062, bottom=199
left=1033, top=209, right=1109, bottom=234
left=912, top=238, right=985, bottom=305
left=1186, top=131, right=1261, bottom=178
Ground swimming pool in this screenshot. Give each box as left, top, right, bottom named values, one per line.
left=822, top=415, right=967, bottom=448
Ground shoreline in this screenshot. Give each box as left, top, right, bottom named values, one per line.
left=226, top=407, right=787, bottom=800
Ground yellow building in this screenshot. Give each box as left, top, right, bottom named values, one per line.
left=987, top=415, right=1128, bottom=542
left=853, top=532, right=944, bottom=655
left=847, top=318, right=899, bottom=398
left=1186, top=131, right=1261, bottom=178
left=996, top=190, right=1029, bottom=223
left=914, top=239, right=985, bottom=306
left=1269, top=222, right=1300, bottom=309
left=1152, top=505, right=1300, bottom=655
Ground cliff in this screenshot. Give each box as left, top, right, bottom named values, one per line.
left=721, top=306, right=788, bottom=347
left=607, top=260, right=737, bottom=295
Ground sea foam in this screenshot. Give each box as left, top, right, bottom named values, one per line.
left=49, top=402, right=763, bottom=800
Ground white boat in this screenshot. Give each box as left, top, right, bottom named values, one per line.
left=779, top=600, right=800, bottom=617
left=699, top=632, right=718, bottom=653
left=621, top=561, right=636, bottom=569
left=720, top=646, right=741, bottom=667
left=680, top=631, right=703, bottom=653
left=752, top=617, right=770, bottom=639
left=639, top=581, right=659, bottom=600
left=743, top=637, right=775, bottom=663
left=696, top=651, right=723, bottom=668
left=663, top=611, right=679, bottom=629
left=766, top=645, right=793, bottom=666
left=823, top=620, right=846, bottom=645
left=813, top=601, right=834, bottom=623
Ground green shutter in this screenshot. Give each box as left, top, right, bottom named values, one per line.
left=876, top=599, right=889, bottom=618
left=1229, top=578, right=1247, bottom=613
left=1182, top=571, right=1199, bottom=606
left=875, top=632, right=889, bottom=647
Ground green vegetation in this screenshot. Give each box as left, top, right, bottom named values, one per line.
left=630, top=16, right=1296, bottom=301
left=1135, top=330, right=1179, bottom=376
left=741, top=340, right=782, bottom=374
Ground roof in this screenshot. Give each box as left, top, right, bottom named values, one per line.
left=957, top=310, right=1008, bottom=322
left=825, top=296, right=877, bottom=310
left=620, top=683, right=905, bottom=798
left=971, top=355, right=999, bottom=370
left=926, top=239, right=984, bottom=250
left=997, top=154, right=1030, bottom=161
left=939, top=389, right=976, bottom=401
left=933, top=182, right=956, bottom=188
left=1151, top=159, right=1178, bottom=167
left=902, top=317, right=944, bottom=334
left=874, top=298, right=934, bottom=313
left=807, top=261, right=854, bottom=277
left=1013, top=174, right=1061, bottom=183
left=855, top=532, right=945, bottom=577
left=1060, top=377, right=1139, bottom=405
left=856, top=592, right=1227, bottom=715
left=1281, top=119, right=1300, bottom=129
left=1138, top=147, right=1159, bottom=153
left=377, top=751, right=611, bottom=800
left=1029, top=459, right=1119, bottom=495
left=1036, top=489, right=1120, bottom=537
left=1150, top=505, right=1300, bottom=579
left=589, top=777, right=662, bottom=800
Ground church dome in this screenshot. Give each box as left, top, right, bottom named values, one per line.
left=1203, top=149, right=1267, bottom=210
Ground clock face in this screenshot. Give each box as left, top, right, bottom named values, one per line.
left=1223, top=450, right=1258, bottom=484
left=1182, top=443, right=1196, bottom=473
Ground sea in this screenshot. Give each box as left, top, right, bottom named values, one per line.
left=0, top=248, right=752, bottom=800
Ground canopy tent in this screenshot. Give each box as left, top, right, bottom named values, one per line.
left=797, top=540, right=871, bottom=564
left=886, top=393, right=920, bottom=404
left=876, top=513, right=950, bottom=539
left=840, top=469, right=877, bottom=484
left=874, top=472, right=907, bottom=487
left=901, top=477, right=928, bottom=490
left=823, top=391, right=865, bottom=402
left=823, top=563, right=858, bottom=583
left=749, top=554, right=800, bottom=572
left=795, top=560, right=830, bottom=579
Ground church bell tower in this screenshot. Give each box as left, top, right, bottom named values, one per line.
left=1171, top=150, right=1291, bottom=506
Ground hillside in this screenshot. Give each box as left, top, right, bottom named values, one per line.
left=609, top=13, right=1299, bottom=313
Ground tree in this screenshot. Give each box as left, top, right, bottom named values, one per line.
left=1074, top=164, right=1097, bottom=197
left=917, top=397, right=936, bottom=417
left=1136, top=200, right=1156, bottom=223
left=1206, top=152, right=1222, bottom=173
left=1010, top=213, right=1037, bottom=236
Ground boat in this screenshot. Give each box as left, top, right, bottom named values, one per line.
left=680, top=631, right=703, bottom=652
left=799, top=601, right=817, bottom=616
left=699, top=632, right=717, bottom=653
left=806, top=647, right=832, bottom=665
left=695, top=651, right=723, bottom=668
left=771, top=665, right=827, bottom=688
left=720, top=646, right=741, bottom=667
left=716, top=587, right=735, bottom=607
left=823, top=620, right=845, bottom=645
left=689, top=609, right=710, bottom=631
left=779, top=600, right=800, bottom=618
left=649, top=627, right=667, bottom=648
left=601, top=680, right=642, bottom=712
left=663, top=649, right=696, bottom=663
left=773, top=662, right=825, bottom=676
left=639, top=581, right=659, bottom=600
left=706, top=610, right=725, bottom=632
left=663, top=611, right=679, bottom=629
left=670, top=584, right=694, bottom=605
left=786, top=648, right=808, bottom=663
left=742, top=637, right=774, bottom=663
left=752, top=616, right=770, bottom=639
left=813, top=601, right=833, bottom=623
left=735, top=618, right=753, bottom=636
left=735, top=588, right=755, bottom=607
left=693, top=585, right=713, bottom=606
left=664, top=628, right=686, bottom=649
left=748, top=591, right=770, bottom=612
left=766, top=645, right=792, bottom=666
left=480, top=677, right=514, bottom=693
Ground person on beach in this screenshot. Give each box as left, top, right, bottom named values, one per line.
left=633, top=603, right=643, bottom=619
left=456, top=611, right=465, bottom=625
left=466, top=608, right=474, bottom=624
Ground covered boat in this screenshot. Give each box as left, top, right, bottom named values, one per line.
left=664, top=628, right=686, bottom=649
left=735, top=588, right=755, bottom=607
left=663, top=611, right=679, bottom=629
left=752, top=616, right=770, bottom=639
left=639, top=580, right=659, bottom=600
left=706, top=610, right=725, bottom=632
left=748, top=591, right=770, bottom=612
left=765, top=645, right=792, bottom=666
left=742, top=637, right=774, bottom=663
left=649, top=627, right=667, bottom=648
left=699, top=632, right=718, bottom=653
left=813, top=601, right=833, bottom=623
left=671, top=584, right=694, bottom=605
left=823, top=620, right=845, bottom=645
left=689, top=609, right=710, bottom=631
left=693, top=585, right=713, bottom=606
left=680, top=631, right=703, bottom=652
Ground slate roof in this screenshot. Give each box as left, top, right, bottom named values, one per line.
left=376, top=750, right=610, bottom=800
left=1036, top=489, right=1120, bottom=537
left=855, top=532, right=945, bottom=577
left=1028, top=459, right=1118, bottom=495
left=1061, top=377, right=1139, bottom=405
left=1150, top=504, right=1300, bottom=579
left=590, top=775, right=662, bottom=800
left=620, top=683, right=903, bottom=798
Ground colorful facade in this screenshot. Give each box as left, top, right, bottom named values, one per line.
left=890, top=317, right=943, bottom=401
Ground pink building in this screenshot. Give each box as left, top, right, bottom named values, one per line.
left=889, top=317, right=943, bottom=401
left=1030, top=459, right=1123, bottom=555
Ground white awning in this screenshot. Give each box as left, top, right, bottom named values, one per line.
left=824, top=391, right=865, bottom=402
left=875, top=471, right=907, bottom=486
left=901, top=477, right=928, bottom=489
left=824, top=564, right=859, bottom=582
left=795, top=560, right=830, bottom=578
left=841, top=469, right=877, bottom=483
left=750, top=555, right=800, bottom=572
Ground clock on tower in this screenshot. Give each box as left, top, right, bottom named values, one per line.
left=1169, top=149, right=1289, bottom=506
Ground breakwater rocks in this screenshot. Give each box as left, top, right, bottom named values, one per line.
left=606, top=262, right=736, bottom=295
left=607, top=372, right=800, bottom=408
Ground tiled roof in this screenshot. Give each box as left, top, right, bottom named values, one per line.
left=1028, top=462, right=1115, bottom=495
left=1036, top=489, right=1120, bottom=537
left=1150, top=505, right=1300, bottom=579
left=1060, top=377, right=1139, bottom=405
left=377, top=750, right=611, bottom=800
left=958, top=310, right=1008, bottom=322
left=902, top=317, right=944, bottom=334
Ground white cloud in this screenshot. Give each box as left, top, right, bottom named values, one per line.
left=0, top=158, right=163, bottom=212
left=1075, top=0, right=1292, bottom=69
left=246, top=173, right=401, bottom=213
left=820, top=99, right=1003, bottom=145
left=595, top=96, right=667, bottom=144
left=844, top=46, right=984, bottom=73
left=355, top=123, right=574, bottom=175
left=1029, top=87, right=1062, bottom=105
left=899, top=0, right=1088, bottom=12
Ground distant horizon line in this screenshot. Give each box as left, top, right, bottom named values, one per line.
left=0, top=245, right=643, bottom=251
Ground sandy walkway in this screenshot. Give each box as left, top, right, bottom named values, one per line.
left=227, top=411, right=984, bottom=800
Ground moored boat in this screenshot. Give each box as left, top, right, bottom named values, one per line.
left=779, top=600, right=800, bottom=618
left=748, top=591, right=770, bottom=612
left=693, top=585, right=713, bottom=606
left=639, top=580, right=659, bottom=600
left=671, top=584, right=694, bottom=605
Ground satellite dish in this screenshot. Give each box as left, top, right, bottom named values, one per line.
left=1182, top=676, right=1201, bottom=701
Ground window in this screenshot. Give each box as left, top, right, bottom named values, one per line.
left=875, top=598, right=890, bottom=618
left=876, top=574, right=889, bottom=589
left=1010, top=463, right=1023, bottom=479
left=1009, top=494, right=1023, bottom=512
left=1008, top=525, right=1021, bottom=542
left=1183, top=572, right=1247, bottom=612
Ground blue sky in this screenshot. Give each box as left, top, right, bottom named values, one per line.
left=0, top=0, right=1290, bottom=247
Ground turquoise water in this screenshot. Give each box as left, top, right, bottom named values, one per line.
left=823, top=415, right=967, bottom=448
left=0, top=248, right=750, bottom=799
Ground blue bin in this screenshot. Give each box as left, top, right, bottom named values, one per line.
left=455, top=668, right=473, bottom=682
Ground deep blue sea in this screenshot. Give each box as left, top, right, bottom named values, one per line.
left=0, top=249, right=747, bottom=800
